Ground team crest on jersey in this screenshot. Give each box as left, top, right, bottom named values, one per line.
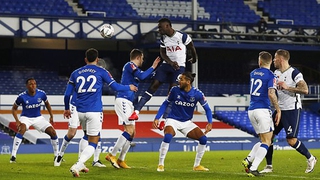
left=26, top=100, right=29, bottom=104
left=107, top=71, right=114, bottom=79
left=190, top=97, right=195, bottom=102
left=130, top=63, right=137, bottom=71
left=177, top=95, right=181, bottom=99
left=37, top=98, right=42, bottom=103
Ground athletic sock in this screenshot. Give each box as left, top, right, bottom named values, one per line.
left=292, top=140, right=311, bottom=159
left=78, top=142, right=96, bottom=164
left=250, top=143, right=269, bottom=170
left=135, top=90, right=153, bottom=111
left=50, top=136, right=59, bottom=157
left=59, top=135, right=72, bottom=156
left=247, top=142, right=261, bottom=162
left=159, top=141, right=169, bottom=166
left=265, top=144, right=273, bottom=165
left=11, top=133, right=23, bottom=157
left=118, top=140, right=131, bottom=161
left=93, top=140, right=102, bottom=162
left=194, top=144, right=206, bottom=167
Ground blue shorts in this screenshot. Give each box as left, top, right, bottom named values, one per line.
left=154, top=63, right=185, bottom=83
left=273, top=109, right=301, bottom=138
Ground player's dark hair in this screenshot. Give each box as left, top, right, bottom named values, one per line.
left=182, top=71, right=196, bottom=83
left=26, top=77, right=35, bottom=84
left=86, top=48, right=99, bottom=62
left=130, top=49, right=143, bottom=60
left=276, top=49, right=290, bottom=60
left=158, top=17, right=172, bottom=27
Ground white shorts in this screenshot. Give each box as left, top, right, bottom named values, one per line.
left=68, top=104, right=80, bottom=128
left=78, top=112, right=103, bottom=136
left=248, top=109, right=274, bottom=134
left=20, top=116, right=52, bottom=133
left=114, top=98, right=135, bottom=126
left=165, top=118, right=197, bottom=136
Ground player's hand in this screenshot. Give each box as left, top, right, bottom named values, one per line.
left=64, top=110, right=71, bottom=119
left=274, top=111, right=281, bottom=126
left=152, top=119, right=159, bottom=129
left=187, top=58, right=197, bottom=64
left=170, top=61, right=180, bottom=70
left=204, top=123, right=212, bottom=134
left=16, top=121, right=21, bottom=130
left=49, top=116, right=54, bottom=125
left=129, top=85, right=138, bottom=92
left=277, top=81, right=288, bottom=90
left=152, top=56, right=161, bottom=69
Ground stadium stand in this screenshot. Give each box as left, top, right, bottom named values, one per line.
left=0, top=0, right=78, bottom=16
left=258, top=0, right=320, bottom=26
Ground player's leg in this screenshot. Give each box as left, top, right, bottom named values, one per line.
left=244, top=109, right=272, bottom=176
left=185, top=123, right=209, bottom=171
left=33, top=116, right=59, bottom=163
left=43, top=125, right=59, bottom=157
left=129, top=64, right=169, bottom=120
left=92, top=134, right=106, bottom=167
left=70, top=112, right=102, bottom=177
left=129, top=79, right=162, bottom=120
left=246, top=132, right=272, bottom=177
left=116, top=125, right=135, bottom=169
left=283, top=109, right=317, bottom=173
left=157, top=119, right=177, bottom=172
left=260, top=111, right=283, bottom=173
left=79, top=133, right=88, bottom=158
left=107, top=98, right=134, bottom=168
left=54, top=127, right=77, bottom=166
left=10, top=117, right=29, bottom=163
left=56, top=104, right=79, bottom=166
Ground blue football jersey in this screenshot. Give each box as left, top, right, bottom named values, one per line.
left=68, top=64, right=130, bottom=112
left=116, top=62, right=154, bottom=102
left=15, top=89, right=47, bottom=117
left=166, top=86, right=208, bottom=122
left=249, top=67, right=277, bottom=110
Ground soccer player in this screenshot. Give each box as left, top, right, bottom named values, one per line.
left=129, top=17, right=198, bottom=120
left=105, top=49, right=160, bottom=169
left=260, top=49, right=317, bottom=173
left=54, top=59, right=107, bottom=167
left=153, top=71, right=212, bottom=172
left=10, top=78, right=59, bottom=164
left=67, top=48, right=137, bottom=177
left=241, top=51, right=281, bottom=177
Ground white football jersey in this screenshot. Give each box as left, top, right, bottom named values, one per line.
left=274, top=67, right=304, bottom=110
left=160, top=30, right=192, bottom=67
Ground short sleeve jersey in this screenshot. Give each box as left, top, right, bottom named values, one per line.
left=166, top=86, right=208, bottom=121
left=69, top=64, right=116, bottom=112
left=15, top=89, right=47, bottom=117
left=160, top=30, right=192, bottom=67
left=274, top=67, right=304, bottom=110
left=248, top=67, right=277, bottom=110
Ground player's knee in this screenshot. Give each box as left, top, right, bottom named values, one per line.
left=163, top=133, right=173, bottom=143
left=18, top=124, right=26, bottom=134
left=46, top=127, right=57, bottom=137
left=198, top=135, right=207, bottom=145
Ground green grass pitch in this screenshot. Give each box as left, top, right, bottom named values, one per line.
left=1, top=150, right=319, bottom=180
